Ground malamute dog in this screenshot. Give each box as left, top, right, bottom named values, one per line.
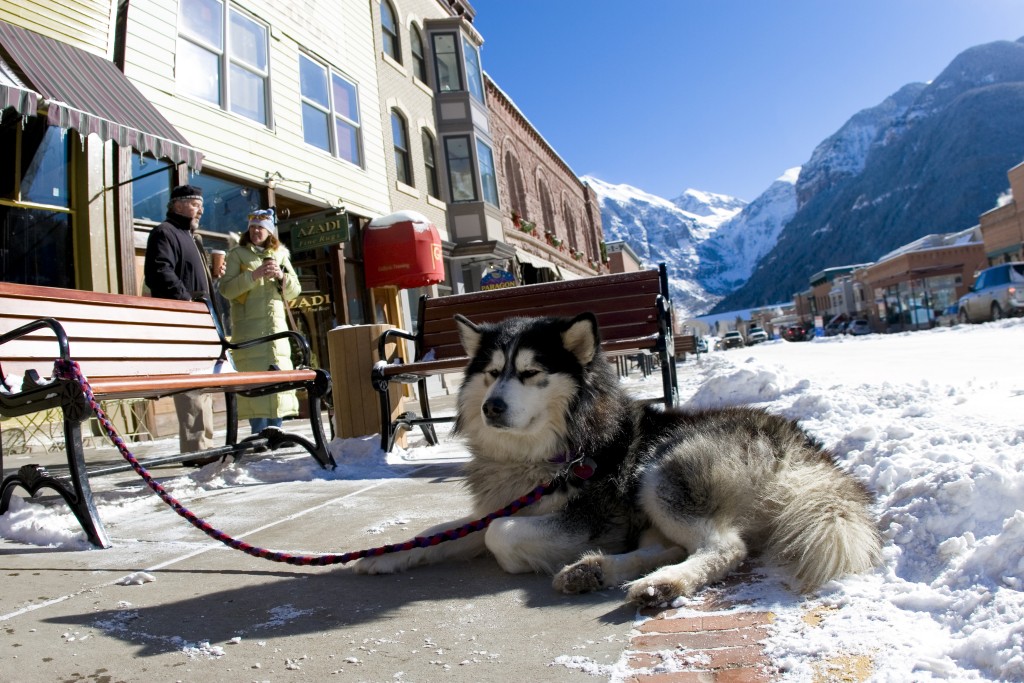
left=355, top=313, right=882, bottom=605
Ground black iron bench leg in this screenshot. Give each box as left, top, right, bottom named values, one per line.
left=415, top=378, right=439, bottom=446
left=302, top=391, right=335, bottom=468
left=0, top=418, right=111, bottom=548
left=659, top=345, right=676, bottom=408
left=235, top=388, right=336, bottom=469
left=374, top=369, right=396, bottom=452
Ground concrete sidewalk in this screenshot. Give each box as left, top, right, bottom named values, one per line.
left=0, top=445, right=641, bottom=682
left=0, top=362, right=783, bottom=682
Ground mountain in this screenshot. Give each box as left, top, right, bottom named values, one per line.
left=587, top=36, right=1024, bottom=317
left=584, top=172, right=796, bottom=319
left=713, top=36, right=1024, bottom=311
left=584, top=177, right=742, bottom=317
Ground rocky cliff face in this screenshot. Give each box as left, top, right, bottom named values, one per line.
left=713, top=37, right=1024, bottom=311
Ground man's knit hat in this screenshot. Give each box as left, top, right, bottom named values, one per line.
left=170, top=184, right=203, bottom=201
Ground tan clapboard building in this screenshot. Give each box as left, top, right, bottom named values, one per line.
left=978, top=161, right=1024, bottom=265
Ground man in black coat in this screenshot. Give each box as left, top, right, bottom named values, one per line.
left=144, top=185, right=226, bottom=460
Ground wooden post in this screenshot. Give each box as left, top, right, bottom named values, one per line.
left=328, top=324, right=406, bottom=446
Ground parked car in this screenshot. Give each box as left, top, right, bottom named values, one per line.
left=846, top=319, right=871, bottom=336
left=957, top=262, right=1024, bottom=323
left=824, top=320, right=847, bottom=336
left=746, top=326, right=768, bottom=345
left=720, top=331, right=745, bottom=349
left=781, top=322, right=813, bottom=342
left=695, top=337, right=708, bottom=354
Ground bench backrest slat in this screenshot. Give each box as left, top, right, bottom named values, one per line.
left=414, top=269, right=666, bottom=362
left=0, top=281, right=223, bottom=382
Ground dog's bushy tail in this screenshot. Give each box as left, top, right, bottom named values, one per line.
left=769, top=461, right=883, bottom=591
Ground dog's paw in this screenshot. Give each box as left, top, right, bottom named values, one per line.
left=553, top=553, right=606, bottom=594
left=625, top=578, right=690, bottom=607
left=351, top=553, right=408, bottom=575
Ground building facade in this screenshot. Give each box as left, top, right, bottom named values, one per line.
left=853, top=228, right=986, bottom=332
left=978, top=161, right=1024, bottom=265
left=485, top=75, right=604, bottom=285
left=605, top=240, right=643, bottom=274
left=120, top=0, right=395, bottom=370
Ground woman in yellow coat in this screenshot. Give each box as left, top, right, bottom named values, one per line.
left=218, top=210, right=302, bottom=434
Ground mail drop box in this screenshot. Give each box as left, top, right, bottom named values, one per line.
left=363, top=212, right=444, bottom=290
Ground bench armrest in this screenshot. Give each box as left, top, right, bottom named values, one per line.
left=378, top=327, right=417, bottom=363
left=226, top=329, right=313, bottom=368
left=0, top=317, right=70, bottom=392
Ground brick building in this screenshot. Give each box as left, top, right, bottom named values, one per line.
left=484, top=75, right=604, bottom=284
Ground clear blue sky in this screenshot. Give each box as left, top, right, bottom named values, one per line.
left=471, top=0, right=1024, bottom=202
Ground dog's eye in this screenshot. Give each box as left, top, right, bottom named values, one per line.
left=488, top=369, right=501, bottom=378
left=519, top=370, right=539, bottom=380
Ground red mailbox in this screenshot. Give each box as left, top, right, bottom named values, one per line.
left=363, top=212, right=445, bottom=289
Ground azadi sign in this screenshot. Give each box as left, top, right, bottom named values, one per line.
left=285, top=208, right=349, bottom=251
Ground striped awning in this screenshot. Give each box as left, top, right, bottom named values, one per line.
left=0, top=20, right=202, bottom=169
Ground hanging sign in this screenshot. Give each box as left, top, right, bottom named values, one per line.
left=481, top=268, right=515, bottom=290
left=284, top=208, right=349, bottom=252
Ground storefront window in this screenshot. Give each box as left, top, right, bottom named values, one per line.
left=189, top=173, right=262, bottom=241
left=0, top=117, right=72, bottom=286
left=0, top=208, right=73, bottom=287
left=21, top=126, right=69, bottom=207
left=131, top=154, right=174, bottom=222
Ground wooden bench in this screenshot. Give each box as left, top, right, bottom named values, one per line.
left=372, top=264, right=677, bottom=451
left=0, top=282, right=334, bottom=548
left=674, top=334, right=698, bottom=360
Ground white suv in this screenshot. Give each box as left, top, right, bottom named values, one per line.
left=957, top=262, right=1024, bottom=323
left=746, top=326, right=768, bottom=345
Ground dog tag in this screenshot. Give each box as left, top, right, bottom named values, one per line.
left=571, top=457, right=596, bottom=481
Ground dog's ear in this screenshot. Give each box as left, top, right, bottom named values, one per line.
left=454, top=314, right=482, bottom=357
left=562, top=313, right=599, bottom=365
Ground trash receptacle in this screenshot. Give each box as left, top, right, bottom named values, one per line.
left=328, top=324, right=406, bottom=446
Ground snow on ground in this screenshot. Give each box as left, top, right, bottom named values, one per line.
left=2, top=317, right=1023, bottom=681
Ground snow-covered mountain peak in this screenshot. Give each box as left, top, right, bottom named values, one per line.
left=582, top=176, right=680, bottom=211
left=671, top=188, right=746, bottom=228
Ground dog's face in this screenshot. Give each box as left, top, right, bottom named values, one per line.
left=454, top=314, right=599, bottom=439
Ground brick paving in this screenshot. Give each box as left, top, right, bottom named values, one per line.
left=619, top=567, right=779, bottom=682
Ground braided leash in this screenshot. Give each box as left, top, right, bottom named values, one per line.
left=54, top=359, right=560, bottom=565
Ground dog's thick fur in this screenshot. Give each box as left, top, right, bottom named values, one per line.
left=354, top=313, right=882, bottom=605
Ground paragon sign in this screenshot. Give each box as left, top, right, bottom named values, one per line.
left=285, top=208, right=349, bottom=251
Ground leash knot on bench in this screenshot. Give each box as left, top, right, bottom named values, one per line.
left=49, top=358, right=561, bottom=564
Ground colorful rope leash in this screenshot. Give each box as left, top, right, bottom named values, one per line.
left=54, top=359, right=560, bottom=566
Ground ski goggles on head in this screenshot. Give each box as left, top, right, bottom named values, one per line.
left=247, top=209, right=276, bottom=232
left=248, top=209, right=275, bottom=221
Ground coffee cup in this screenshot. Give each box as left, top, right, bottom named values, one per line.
left=210, top=249, right=226, bottom=276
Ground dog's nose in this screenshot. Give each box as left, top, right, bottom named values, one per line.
left=482, top=397, right=507, bottom=420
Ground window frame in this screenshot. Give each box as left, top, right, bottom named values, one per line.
left=442, top=134, right=500, bottom=206
left=444, top=135, right=476, bottom=203
left=177, top=0, right=271, bottom=126
left=422, top=129, right=440, bottom=199
left=380, top=0, right=401, bottom=63
left=298, top=53, right=364, bottom=167
left=462, top=36, right=484, bottom=103
left=391, top=109, right=413, bottom=187
left=476, top=138, right=499, bottom=207
left=0, top=117, right=75, bottom=287
left=432, top=32, right=463, bottom=93
left=410, top=24, right=427, bottom=82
